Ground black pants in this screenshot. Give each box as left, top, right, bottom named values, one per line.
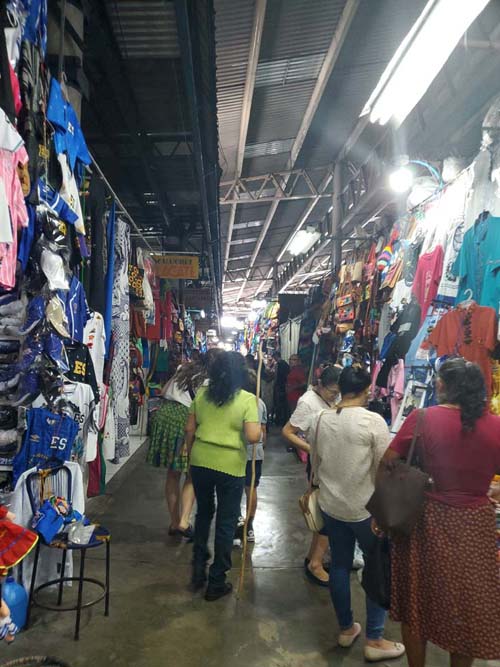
left=191, top=465, right=244, bottom=588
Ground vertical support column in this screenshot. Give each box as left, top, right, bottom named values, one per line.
left=330, top=162, right=343, bottom=277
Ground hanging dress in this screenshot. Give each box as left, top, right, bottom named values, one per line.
left=110, top=217, right=130, bottom=460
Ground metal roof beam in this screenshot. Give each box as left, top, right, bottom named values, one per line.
left=235, top=0, right=359, bottom=301
left=223, top=0, right=267, bottom=275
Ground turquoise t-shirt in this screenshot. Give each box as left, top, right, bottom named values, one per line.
left=190, top=387, right=259, bottom=477
left=452, top=214, right=500, bottom=309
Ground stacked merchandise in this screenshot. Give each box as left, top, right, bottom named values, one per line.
left=308, top=105, right=500, bottom=431
left=245, top=301, right=279, bottom=355
left=0, top=1, right=151, bottom=497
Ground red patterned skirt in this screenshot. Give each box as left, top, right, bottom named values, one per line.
left=391, top=498, right=500, bottom=659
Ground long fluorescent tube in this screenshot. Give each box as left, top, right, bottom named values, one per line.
left=287, top=228, right=321, bottom=256
left=361, top=0, right=490, bottom=127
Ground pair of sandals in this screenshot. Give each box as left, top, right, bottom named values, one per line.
left=338, top=622, right=405, bottom=662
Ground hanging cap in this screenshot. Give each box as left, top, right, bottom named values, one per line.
left=40, top=249, right=69, bottom=291
left=46, top=296, right=70, bottom=338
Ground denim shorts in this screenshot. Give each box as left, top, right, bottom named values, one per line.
left=245, top=460, right=263, bottom=487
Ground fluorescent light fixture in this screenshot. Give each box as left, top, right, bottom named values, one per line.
left=361, top=0, right=490, bottom=127
left=200, top=309, right=206, bottom=319
left=251, top=299, right=267, bottom=310
left=389, top=166, right=413, bottom=193
left=220, top=314, right=239, bottom=329
left=287, top=227, right=321, bottom=256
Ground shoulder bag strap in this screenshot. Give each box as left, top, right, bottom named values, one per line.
left=407, top=408, right=425, bottom=466
left=309, top=409, right=326, bottom=490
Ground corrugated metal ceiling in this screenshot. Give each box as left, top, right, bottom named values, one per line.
left=106, top=0, right=180, bottom=59
left=214, top=0, right=256, bottom=179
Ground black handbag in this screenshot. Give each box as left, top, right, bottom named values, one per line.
left=366, top=409, right=431, bottom=536
left=361, top=536, right=391, bottom=610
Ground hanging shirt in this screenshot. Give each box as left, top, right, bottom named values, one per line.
left=57, top=275, right=90, bottom=343
left=0, top=144, right=29, bottom=289
left=57, top=153, right=85, bottom=234
left=426, top=304, right=496, bottom=397
left=411, top=245, right=444, bottom=325
left=12, top=408, right=79, bottom=485
left=83, top=312, right=106, bottom=387
left=0, top=108, right=23, bottom=151
left=65, top=342, right=100, bottom=403
left=32, top=383, right=98, bottom=465
left=452, top=214, right=500, bottom=310
left=46, top=78, right=90, bottom=172
left=437, top=217, right=464, bottom=301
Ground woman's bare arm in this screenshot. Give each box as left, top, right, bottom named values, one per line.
left=282, top=421, right=310, bottom=454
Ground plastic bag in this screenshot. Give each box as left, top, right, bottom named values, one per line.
left=67, top=521, right=95, bottom=545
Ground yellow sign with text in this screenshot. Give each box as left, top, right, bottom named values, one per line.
left=152, top=254, right=199, bottom=279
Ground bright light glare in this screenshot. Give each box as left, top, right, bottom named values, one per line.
left=361, top=0, right=489, bottom=127
left=389, top=166, right=413, bottom=193
left=220, top=314, right=239, bottom=329
left=200, top=309, right=206, bottom=319
left=287, top=228, right=321, bottom=256
left=247, top=310, right=258, bottom=322
left=251, top=299, right=267, bottom=310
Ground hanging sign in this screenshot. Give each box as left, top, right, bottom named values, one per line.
left=152, top=254, right=199, bottom=279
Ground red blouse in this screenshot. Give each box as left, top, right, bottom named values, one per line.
left=390, top=406, right=500, bottom=508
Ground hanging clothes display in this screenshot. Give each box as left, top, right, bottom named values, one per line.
left=110, top=217, right=131, bottom=461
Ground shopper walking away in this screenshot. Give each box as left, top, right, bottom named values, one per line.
left=235, top=370, right=267, bottom=543
left=147, top=358, right=207, bottom=539
left=282, top=365, right=341, bottom=586
left=285, top=354, right=307, bottom=414
left=382, top=358, right=500, bottom=666
left=185, top=351, right=260, bottom=601
left=312, top=366, right=405, bottom=661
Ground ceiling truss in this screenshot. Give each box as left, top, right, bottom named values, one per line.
left=220, top=166, right=334, bottom=205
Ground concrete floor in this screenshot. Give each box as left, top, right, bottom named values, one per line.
left=3, top=430, right=499, bottom=667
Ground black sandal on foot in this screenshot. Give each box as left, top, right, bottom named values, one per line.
left=178, top=524, right=194, bottom=542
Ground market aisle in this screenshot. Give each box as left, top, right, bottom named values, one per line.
left=4, top=431, right=490, bottom=667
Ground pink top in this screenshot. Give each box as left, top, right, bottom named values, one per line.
left=0, top=145, right=29, bottom=289
left=411, top=245, right=444, bottom=325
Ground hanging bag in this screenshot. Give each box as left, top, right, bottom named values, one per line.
left=298, top=412, right=325, bottom=532
left=366, top=409, right=431, bottom=536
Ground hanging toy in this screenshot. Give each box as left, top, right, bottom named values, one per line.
left=376, top=244, right=393, bottom=272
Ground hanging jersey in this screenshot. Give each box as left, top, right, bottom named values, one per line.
left=46, top=78, right=90, bottom=172
left=83, top=312, right=106, bottom=386
left=12, top=408, right=79, bottom=485
left=57, top=276, right=90, bottom=343
left=65, top=342, right=100, bottom=403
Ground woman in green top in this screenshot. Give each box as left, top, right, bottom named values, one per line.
left=185, top=351, right=261, bottom=601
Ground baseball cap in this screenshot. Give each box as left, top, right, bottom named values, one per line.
left=40, top=249, right=69, bottom=291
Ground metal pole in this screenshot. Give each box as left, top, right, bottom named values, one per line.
left=57, top=0, right=67, bottom=81
left=331, top=162, right=343, bottom=276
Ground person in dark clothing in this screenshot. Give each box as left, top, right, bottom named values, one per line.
left=272, top=352, right=290, bottom=426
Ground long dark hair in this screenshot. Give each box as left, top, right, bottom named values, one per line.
left=207, top=351, right=249, bottom=406
left=438, top=358, right=486, bottom=431
left=318, top=364, right=342, bottom=387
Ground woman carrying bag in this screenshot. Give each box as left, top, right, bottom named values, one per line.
left=380, top=358, right=500, bottom=666
left=311, top=366, right=405, bottom=661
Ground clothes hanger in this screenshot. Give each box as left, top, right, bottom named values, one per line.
left=457, top=288, right=475, bottom=309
